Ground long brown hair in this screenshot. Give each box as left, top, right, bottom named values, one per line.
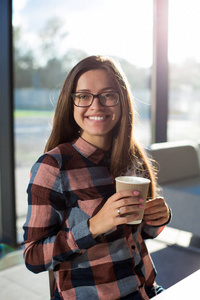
left=44, top=55, right=157, bottom=198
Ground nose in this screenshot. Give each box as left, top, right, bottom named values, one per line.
left=90, top=96, right=103, bottom=109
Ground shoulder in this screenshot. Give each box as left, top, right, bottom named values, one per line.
left=29, top=143, right=74, bottom=188
left=44, top=142, right=75, bottom=168
left=30, top=142, right=73, bottom=174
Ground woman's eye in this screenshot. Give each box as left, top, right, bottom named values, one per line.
left=78, top=94, right=89, bottom=99
left=104, top=93, right=114, bottom=99
left=77, top=95, right=85, bottom=99
left=104, top=93, right=110, bottom=98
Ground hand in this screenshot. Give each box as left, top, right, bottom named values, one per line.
left=88, top=190, right=144, bottom=238
left=143, top=197, right=170, bottom=226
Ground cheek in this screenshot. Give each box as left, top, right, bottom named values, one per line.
left=73, top=107, right=83, bottom=125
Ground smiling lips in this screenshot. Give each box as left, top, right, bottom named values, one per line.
left=87, top=115, right=108, bottom=121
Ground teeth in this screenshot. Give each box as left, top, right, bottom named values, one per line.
left=88, top=116, right=105, bottom=120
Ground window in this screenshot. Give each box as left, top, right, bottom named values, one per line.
left=168, top=0, right=200, bottom=142
left=13, top=0, right=153, bottom=242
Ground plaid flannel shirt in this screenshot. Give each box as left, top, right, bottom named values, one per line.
left=23, top=137, right=166, bottom=300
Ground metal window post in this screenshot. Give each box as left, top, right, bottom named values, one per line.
left=0, top=0, right=16, bottom=246
left=151, top=0, right=169, bottom=143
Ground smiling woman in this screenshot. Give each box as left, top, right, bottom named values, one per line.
left=22, top=55, right=171, bottom=300
left=12, top=0, right=200, bottom=251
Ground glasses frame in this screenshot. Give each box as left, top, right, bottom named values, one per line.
left=71, top=91, right=120, bottom=107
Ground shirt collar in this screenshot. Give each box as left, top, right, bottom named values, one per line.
left=71, top=137, right=108, bottom=164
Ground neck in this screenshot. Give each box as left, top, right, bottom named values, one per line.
left=80, top=133, right=112, bottom=151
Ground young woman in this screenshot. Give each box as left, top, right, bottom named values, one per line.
left=23, top=55, right=171, bottom=300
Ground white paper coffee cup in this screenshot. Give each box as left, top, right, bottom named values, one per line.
left=115, top=176, right=150, bottom=225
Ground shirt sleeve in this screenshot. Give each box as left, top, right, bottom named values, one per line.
left=22, top=153, right=98, bottom=274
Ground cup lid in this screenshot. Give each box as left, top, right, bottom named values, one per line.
left=115, top=176, right=150, bottom=184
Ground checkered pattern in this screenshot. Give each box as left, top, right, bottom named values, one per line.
left=23, top=137, right=166, bottom=299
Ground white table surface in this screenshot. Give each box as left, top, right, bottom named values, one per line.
left=153, top=269, right=200, bottom=299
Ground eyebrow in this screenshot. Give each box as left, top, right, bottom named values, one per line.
left=76, top=87, right=117, bottom=93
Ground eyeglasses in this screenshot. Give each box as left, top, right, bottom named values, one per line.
left=71, top=91, right=120, bottom=107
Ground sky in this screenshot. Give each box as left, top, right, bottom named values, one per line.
left=13, top=0, right=200, bottom=68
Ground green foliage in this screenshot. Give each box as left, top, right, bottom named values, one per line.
left=13, top=27, right=34, bottom=88
left=13, top=21, right=88, bottom=89
left=13, top=19, right=200, bottom=91
left=14, top=110, right=53, bottom=118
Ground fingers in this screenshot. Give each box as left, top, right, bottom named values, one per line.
left=116, top=213, right=140, bottom=226
left=144, top=211, right=166, bottom=221
left=145, top=218, right=167, bottom=226
left=145, top=197, right=166, bottom=213
left=144, top=204, right=166, bottom=216
left=113, top=190, right=144, bottom=216
left=145, top=197, right=165, bottom=208
left=110, top=190, right=140, bottom=202
left=89, top=190, right=145, bottom=237
left=114, top=191, right=145, bottom=225
left=117, top=196, right=144, bottom=207
left=143, top=212, right=168, bottom=226
left=112, top=190, right=143, bottom=206
left=144, top=197, right=170, bottom=226
left=116, top=201, right=144, bottom=216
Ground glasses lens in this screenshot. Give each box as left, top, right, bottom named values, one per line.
left=73, top=93, right=92, bottom=107
left=100, top=92, right=119, bottom=106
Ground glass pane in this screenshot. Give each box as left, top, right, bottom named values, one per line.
left=12, top=0, right=153, bottom=243
left=168, top=0, right=200, bottom=142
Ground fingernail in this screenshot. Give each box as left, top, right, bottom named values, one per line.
left=139, top=198, right=144, bottom=202
left=139, top=204, right=143, bottom=208
left=133, top=191, right=139, bottom=195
